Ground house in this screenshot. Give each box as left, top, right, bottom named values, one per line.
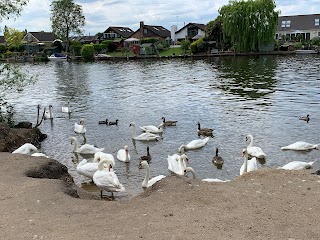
left=102, top=26, right=134, bottom=40
left=129, top=21, right=171, bottom=41
left=172, top=23, right=206, bottom=42
left=275, top=14, right=320, bottom=41
left=22, top=31, right=57, bottom=45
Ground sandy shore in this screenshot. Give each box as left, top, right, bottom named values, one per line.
left=1, top=152, right=320, bottom=240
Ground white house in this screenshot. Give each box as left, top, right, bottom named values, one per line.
left=171, top=23, right=206, bottom=43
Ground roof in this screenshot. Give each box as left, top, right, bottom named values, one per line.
left=130, top=24, right=170, bottom=38
left=175, top=22, right=206, bottom=34
left=104, top=26, right=134, bottom=38
left=28, top=32, right=56, bottom=42
left=277, top=14, right=320, bottom=31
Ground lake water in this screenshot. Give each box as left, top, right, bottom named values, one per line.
left=5, top=55, right=320, bottom=199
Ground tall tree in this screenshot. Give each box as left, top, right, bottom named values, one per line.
left=4, top=27, right=24, bottom=47
left=0, top=0, right=28, bottom=21
left=50, top=0, right=85, bottom=52
left=219, top=0, right=279, bottom=52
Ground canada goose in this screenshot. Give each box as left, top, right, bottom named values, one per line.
left=139, top=146, right=151, bottom=162
left=161, top=117, right=177, bottom=126
left=108, top=119, right=118, bottom=125
left=197, top=122, right=213, bottom=136
left=212, top=148, right=224, bottom=166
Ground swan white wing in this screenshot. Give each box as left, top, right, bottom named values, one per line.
left=94, top=169, right=125, bottom=192
left=75, top=144, right=104, bottom=154
left=94, top=152, right=115, bottom=166
left=12, top=143, right=38, bottom=154
left=281, top=161, right=313, bottom=170
left=62, top=107, right=70, bottom=113
left=186, top=137, right=209, bottom=149
left=134, top=132, right=160, bottom=141
left=146, top=175, right=166, bottom=187
left=247, top=146, right=266, bottom=158
left=247, top=157, right=258, bottom=172
left=281, top=141, right=317, bottom=151
left=77, top=161, right=99, bottom=179
left=167, top=154, right=185, bottom=175
left=140, top=125, right=158, bottom=132
left=116, top=149, right=131, bottom=162
left=240, top=162, right=246, bottom=176
left=31, top=153, right=48, bottom=158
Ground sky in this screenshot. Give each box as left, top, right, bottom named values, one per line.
left=1, top=0, right=320, bottom=36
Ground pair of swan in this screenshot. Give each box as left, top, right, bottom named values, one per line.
left=93, top=158, right=125, bottom=198
left=77, top=152, right=115, bottom=180
left=178, top=137, right=209, bottom=153
left=139, top=160, right=166, bottom=188
left=12, top=143, right=38, bottom=154
left=240, top=147, right=258, bottom=175
left=245, top=134, right=266, bottom=159
left=140, top=123, right=164, bottom=133
left=281, top=141, right=319, bottom=151
left=197, top=122, right=213, bottom=136
left=184, top=167, right=229, bottom=183
left=71, top=137, right=104, bottom=154
left=44, top=105, right=54, bottom=120
left=130, top=122, right=161, bottom=141
left=74, top=119, right=86, bottom=134
left=161, top=117, right=177, bottom=126
left=62, top=100, right=71, bottom=113
left=167, top=154, right=189, bottom=175
left=117, top=145, right=131, bottom=162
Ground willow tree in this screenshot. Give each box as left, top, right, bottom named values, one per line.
left=219, top=0, right=279, bottom=52
left=50, top=0, right=85, bottom=52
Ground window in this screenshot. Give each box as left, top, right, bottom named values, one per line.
left=315, top=19, right=320, bottom=26
left=318, top=32, right=320, bottom=37
left=281, top=20, right=291, bottom=27
left=144, top=28, right=148, bottom=34
left=104, top=33, right=117, bottom=39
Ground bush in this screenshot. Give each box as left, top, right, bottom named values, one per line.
left=311, top=37, right=320, bottom=46
left=141, top=38, right=158, bottom=44
left=0, top=45, right=6, bottom=53
left=108, top=42, right=117, bottom=52
left=70, top=40, right=82, bottom=55
left=157, top=43, right=164, bottom=51
left=294, top=42, right=302, bottom=49
left=81, top=44, right=95, bottom=60
left=180, top=39, right=190, bottom=52
left=190, top=42, right=197, bottom=53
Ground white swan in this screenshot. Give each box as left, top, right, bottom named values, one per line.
left=178, top=137, right=209, bottom=153
left=76, top=159, right=99, bottom=179
left=246, top=134, right=266, bottom=159
left=31, top=152, right=49, bottom=158
left=94, top=152, right=115, bottom=166
left=12, top=143, right=38, bottom=154
left=184, top=167, right=229, bottom=182
left=44, top=105, right=54, bottom=119
left=167, top=154, right=189, bottom=175
left=74, top=119, right=86, bottom=134
left=70, top=137, right=104, bottom=154
left=280, top=161, right=314, bottom=170
left=62, top=100, right=71, bottom=113
left=281, top=141, right=319, bottom=151
left=116, top=145, right=131, bottom=162
left=93, top=158, right=126, bottom=198
left=139, top=123, right=164, bottom=133
left=129, top=122, right=161, bottom=141
left=240, top=148, right=258, bottom=175
left=139, top=160, right=166, bottom=188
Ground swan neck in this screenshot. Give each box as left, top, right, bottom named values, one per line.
left=131, top=124, right=136, bottom=139
left=247, top=135, right=253, bottom=147
left=189, top=168, right=196, bottom=179
left=143, top=163, right=150, bottom=187
left=243, top=152, right=248, bottom=173
left=72, top=138, right=78, bottom=151
left=98, top=159, right=110, bottom=170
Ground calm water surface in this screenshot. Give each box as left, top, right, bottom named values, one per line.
left=6, top=55, right=320, bottom=199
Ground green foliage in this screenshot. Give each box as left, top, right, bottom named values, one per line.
left=190, top=37, right=205, bottom=54
left=107, top=42, right=117, bottom=52
left=0, top=100, right=15, bottom=127
left=219, top=0, right=279, bottom=52
left=180, top=39, right=191, bottom=51
left=141, top=38, right=157, bottom=44
left=293, top=42, right=302, bottom=49
left=93, top=44, right=107, bottom=53
left=0, top=0, right=28, bottom=21
left=50, top=0, right=86, bottom=52
left=81, top=44, right=94, bottom=60
left=311, top=37, right=320, bottom=46
left=0, top=45, right=7, bottom=53
left=4, top=27, right=24, bottom=47
left=70, top=40, right=82, bottom=55
left=190, top=42, right=197, bottom=53
left=156, top=43, right=164, bottom=51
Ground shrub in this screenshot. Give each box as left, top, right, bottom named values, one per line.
left=81, top=44, right=95, bottom=60
left=294, top=42, right=302, bottom=49
left=190, top=42, right=197, bottom=53
left=0, top=45, right=6, bottom=53
left=141, top=38, right=157, bottom=44
left=157, top=43, right=164, bottom=51
left=180, top=39, right=190, bottom=52
left=108, top=42, right=117, bottom=52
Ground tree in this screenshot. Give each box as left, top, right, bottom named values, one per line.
left=0, top=0, right=28, bottom=21
left=219, top=0, right=279, bottom=52
left=4, top=27, right=24, bottom=48
left=50, top=0, right=85, bottom=52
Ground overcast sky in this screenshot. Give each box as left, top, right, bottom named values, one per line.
left=1, top=0, right=320, bottom=35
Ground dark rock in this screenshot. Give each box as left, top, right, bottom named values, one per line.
left=14, top=121, right=32, bottom=129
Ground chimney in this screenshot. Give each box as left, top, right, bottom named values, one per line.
left=140, top=21, right=144, bottom=39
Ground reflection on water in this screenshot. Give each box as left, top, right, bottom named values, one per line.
left=5, top=55, right=320, bottom=199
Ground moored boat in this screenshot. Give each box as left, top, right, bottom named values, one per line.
left=48, top=53, right=68, bottom=61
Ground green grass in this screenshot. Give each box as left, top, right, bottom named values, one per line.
left=108, top=51, right=136, bottom=57
left=159, top=47, right=184, bottom=56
